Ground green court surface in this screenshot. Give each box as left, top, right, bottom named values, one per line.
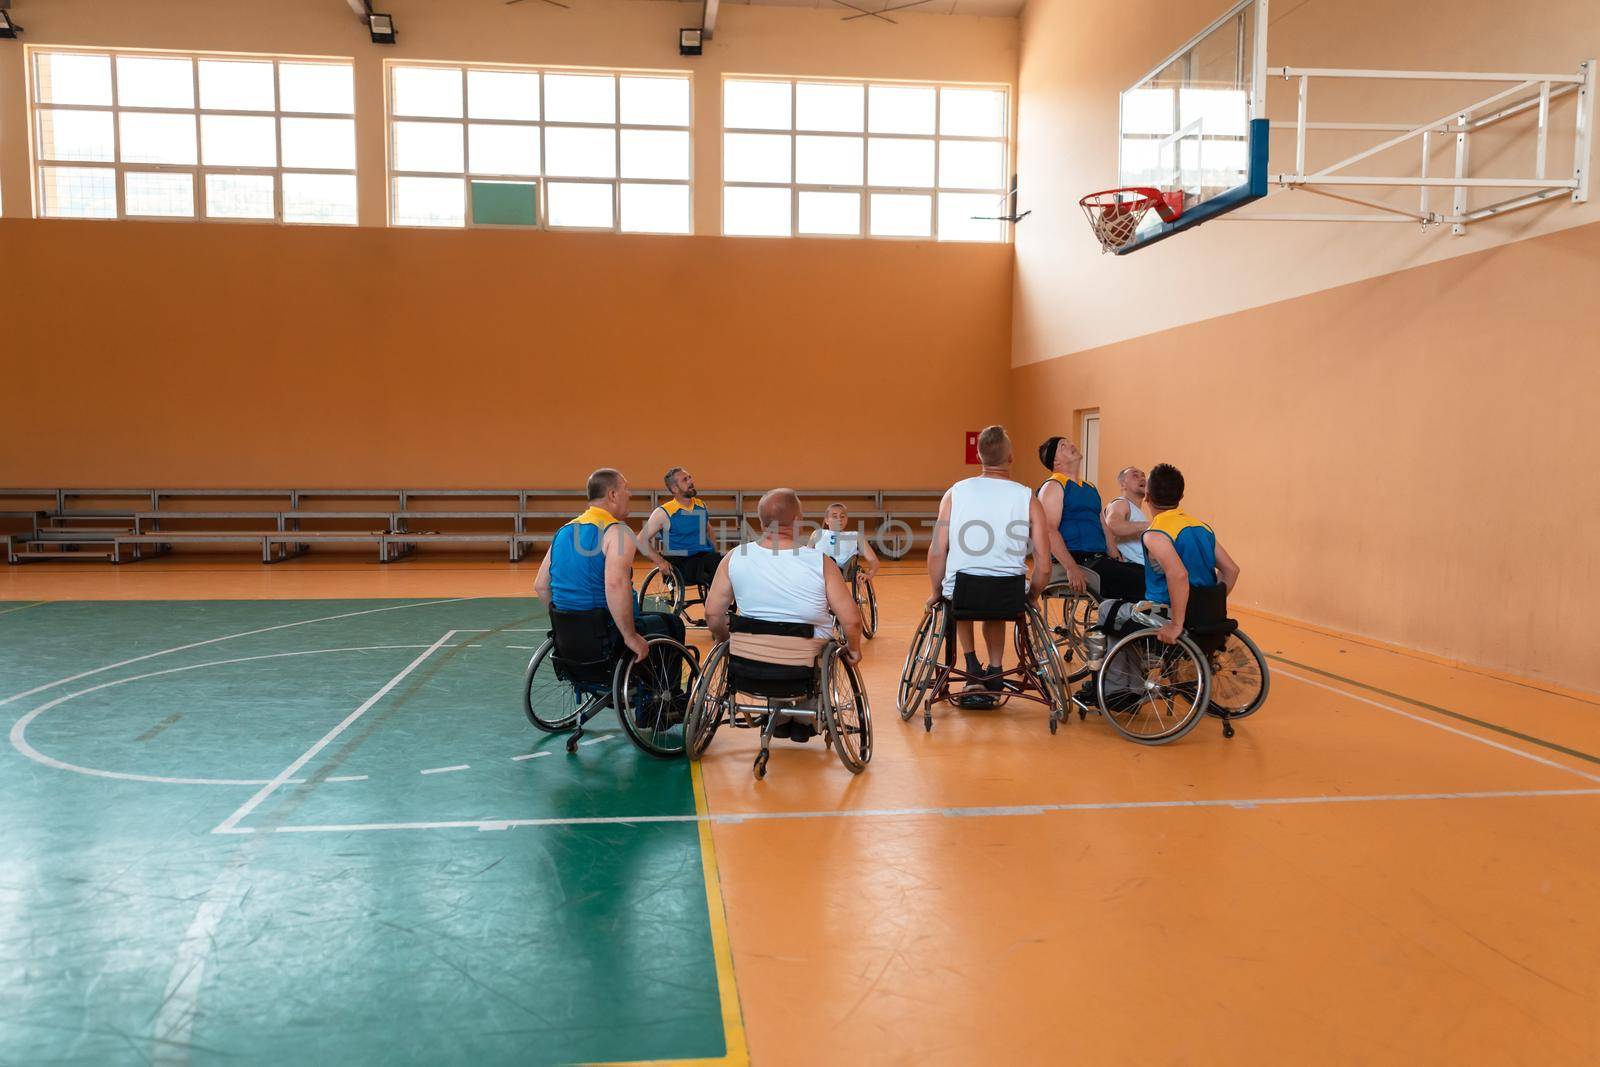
left=0, top=598, right=730, bottom=1066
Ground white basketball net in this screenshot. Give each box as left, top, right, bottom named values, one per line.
left=1079, top=190, right=1160, bottom=254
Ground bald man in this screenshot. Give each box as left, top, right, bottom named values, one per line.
left=705, top=489, right=863, bottom=661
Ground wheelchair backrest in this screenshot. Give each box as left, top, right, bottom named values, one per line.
left=547, top=607, right=619, bottom=683
left=1182, top=583, right=1237, bottom=655
left=951, top=573, right=1028, bottom=620
left=727, top=614, right=822, bottom=696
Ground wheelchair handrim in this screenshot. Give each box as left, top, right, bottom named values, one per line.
left=1097, top=630, right=1211, bottom=744
left=614, top=637, right=699, bottom=759
left=523, top=637, right=590, bottom=733
left=1206, top=629, right=1270, bottom=719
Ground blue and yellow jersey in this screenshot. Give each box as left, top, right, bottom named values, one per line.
left=658, top=497, right=714, bottom=556
left=1042, top=473, right=1106, bottom=554
left=1143, top=508, right=1219, bottom=605
left=549, top=505, right=618, bottom=611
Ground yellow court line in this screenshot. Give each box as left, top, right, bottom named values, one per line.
left=0, top=602, right=46, bottom=618
left=585, top=762, right=750, bottom=1067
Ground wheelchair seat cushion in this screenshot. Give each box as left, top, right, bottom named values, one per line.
left=547, top=606, right=620, bottom=687
left=951, top=573, right=1027, bottom=620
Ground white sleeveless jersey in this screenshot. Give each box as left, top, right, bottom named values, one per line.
left=942, top=476, right=1032, bottom=597
left=727, top=541, right=833, bottom=638
left=1111, top=496, right=1149, bottom=565
left=813, top=529, right=859, bottom=567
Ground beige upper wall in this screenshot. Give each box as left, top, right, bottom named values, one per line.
left=1012, top=0, right=1599, bottom=365
left=0, top=0, right=1020, bottom=230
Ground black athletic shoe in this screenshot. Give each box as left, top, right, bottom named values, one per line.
left=984, top=663, right=1004, bottom=693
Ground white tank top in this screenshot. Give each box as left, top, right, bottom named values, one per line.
left=1111, top=497, right=1149, bottom=565
left=814, top=529, right=859, bottom=566
left=942, top=476, right=1032, bottom=597
left=727, top=541, right=833, bottom=638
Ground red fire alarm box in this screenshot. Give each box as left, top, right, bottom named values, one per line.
left=965, top=430, right=980, bottom=465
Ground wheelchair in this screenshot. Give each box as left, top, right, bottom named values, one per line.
left=1037, top=556, right=1144, bottom=683
left=839, top=556, right=878, bottom=640
left=684, top=615, right=872, bottom=780
left=639, top=555, right=715, bottom=627
left=521, top=606, right=702, bottom=758
left=1070, top=584, right=1271, bottom=745
left=895, top=574, right=1072, bottom=734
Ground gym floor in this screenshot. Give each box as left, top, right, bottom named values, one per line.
left=3, top=559, right=1598, bottom=1064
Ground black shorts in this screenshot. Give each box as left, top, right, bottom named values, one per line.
left=666, top=551, right=721, bottom=588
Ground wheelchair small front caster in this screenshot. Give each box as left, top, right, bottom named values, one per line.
left=1222, top=719, right=1235, bottom=739
left=1049, top=716, right=1059, bottom=735
left=922, top=712, right=932, bottom=733
left=566, top=732, right=582, bottom=754
left=753, top=751, right=769, bottom=780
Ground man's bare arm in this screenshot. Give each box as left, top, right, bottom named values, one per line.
left=926, top=489, right=953, bottom=602
left=704, top=554, right=736, bottom=642
left=1103, top=498, right=1149, bottom=539
left=1214, top=541, right=1240, bottom=592
left=1027, top=496, right=1052, bottom=599
left=823, top=558, right=863, bottom=661
left=603, top=525, right=646, bottom=660
left=533, top=548, right=553, bottom=604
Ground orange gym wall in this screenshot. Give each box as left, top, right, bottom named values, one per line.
left=1012, top=218, right=1600, bottom=694
left=0, top=218, right=1013, bottom=490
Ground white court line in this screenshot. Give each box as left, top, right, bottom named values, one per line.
left=512, top=752, right=550, bottom=762
left=420, top=764, right=470, bottom=775
left=1275, top=667, right=1600, bottom=785
left=211, top=631, right=457, bottom=835
left=324, top=775, right=368, bottom=783
left=151, top=858, right=247, bottom=1066
left=9, top=645, right=440, bottom=786
left=508, top=645, right=537, bottom=650
left=578, top=734, right=615, bottom=747
left=256, top=786, right=1600, bottom=835
left=0, top=596, right=473, bottom=711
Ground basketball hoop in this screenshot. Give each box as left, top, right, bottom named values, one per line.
left=1078, top=187, right=1183, bottom=254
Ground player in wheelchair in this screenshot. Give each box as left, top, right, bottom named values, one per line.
left=683, top=489, right=871, bottom=780
left=896, top=425, right=1072, bottom=733
left=637, top=467, right=722, bottom=627
left=524, top=469, right=702, bottom=758
left=1070, top=463, right=1270, bottom=745
left=811, top=501, right=881, bottom=640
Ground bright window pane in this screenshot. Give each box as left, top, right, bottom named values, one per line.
left=1122, top=88, right=1176, bottom=136
left=201, top=114, right=277, bottom=167
left=282, top=117, right=355, bottom=170
left=393, top=66, right=462, bottom=118
left=621, top=183, right=690, bottom=234
left=544, top=74, right=615, bottom=123
left=724, top=80, right=791, bottom=131
left=544, top=126, right=616, bottom=178
left=280, top=63, right=354, bottom=114
left=940, top=88, right=1006, bottom=137
left=796, top=83, right=863, bottom=133
left=119, top=112, right=197, bottom=165
left=199, top=60, right=275, bottom=111
left=547, top=181, right=614, bottom=228
left=205, top=173, right=275, bottom=219
left=392, top=176, right=465, bottom=226
left=868, top=85, right=934, bottom=134
left=124, top=171, right=194, bottom=217
left=870, top=192, right=931, bottom=236
left=795, top=135, right=863, bottom=186
left=393, top=121, right=464, bottom=173
left=38, top=166, right=117, bottom=218
left=621, top=129, right=689, bottom=180
left=36, top=109, right=114, bottom=162
left=938, top=192, right=1004, bottom=242
left=724, top=186, right=791, bottom=236
left=939, top=139, right=1004, bottom=189
left=868, top=138, right=934, bottom=187
left=620, top=77, right=689, bottom=126
left=468, top=123, right=539, bottom=176
left=723, top=132, right=790, bottom=183
left=467, top=69, right=539, bottom=121
left=35, top=53, right=113, bottom=106
left=116, top=56, right=194, bottom=109
left=798, top=190, right=860, bottom=235
left=283, top=173, right=358, bottom=224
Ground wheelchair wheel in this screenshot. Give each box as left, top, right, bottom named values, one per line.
left=1097, top=629, right=1211, bottom=745
left=1020, top=603, right=1072, bottom=716
left=523, top=637, right=601, bottom=733
left=1040, top=582, right=1097, bottom=682
left=852, top=569, right=878, bottom=639
left=638, top=566, right=685, bottom=617
left=821, top=645, right=872, bottom=773
left=1206, top=629, right=1270, bottom=719
left=684, top=641, right=730, bottom=759
left=896, top=603, right=944, bottom=721
left=613, top=637, right=701, bottom=759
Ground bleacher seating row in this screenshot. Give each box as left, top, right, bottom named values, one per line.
left=0, top=488, right=943, bottom=565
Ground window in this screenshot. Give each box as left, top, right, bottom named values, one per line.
left=721, top=78, right=1009, bottom=242
left=30, top=50, right=357, bottom=224
left=387, top=63, right=691, bottom=234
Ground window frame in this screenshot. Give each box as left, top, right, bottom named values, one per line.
left=24, top=44, right=359, bottom=226
left=385, top=60, right=694, bottom=235
left=719, top=74, right=1012, bottom=243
